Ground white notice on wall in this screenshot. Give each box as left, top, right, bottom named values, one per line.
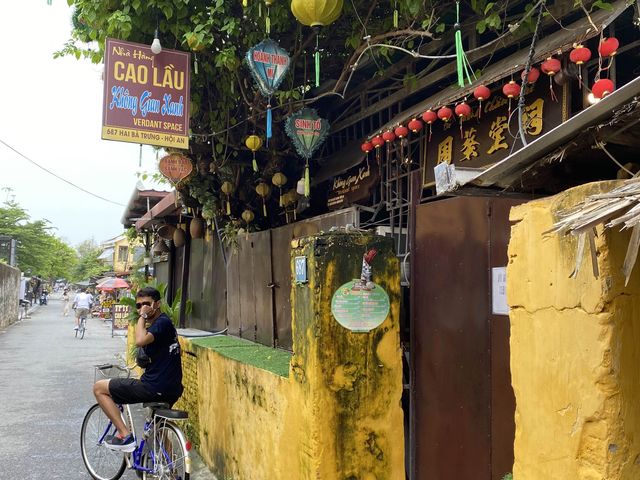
left=491, top=267, right=509, bottom=315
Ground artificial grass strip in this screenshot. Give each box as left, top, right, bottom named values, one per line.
left=191, top=335, right=291, bottom=377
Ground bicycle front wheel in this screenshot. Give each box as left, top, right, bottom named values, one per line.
left=80, top=403, right=127, bottom=480
left=143, top=422, right=190, bottom=480
left=80, top=323, right=86, bottom=339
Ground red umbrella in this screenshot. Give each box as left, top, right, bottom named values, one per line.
left=96, top=278, right=130, bottom=291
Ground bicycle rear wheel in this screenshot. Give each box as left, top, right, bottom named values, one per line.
left=80, top=403, right=127, bottom=480
left=80, top=319, right=86, bottom=339
left=142, top=422, right=190, bottom=480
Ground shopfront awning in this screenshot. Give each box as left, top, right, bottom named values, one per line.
left=97, top=248, right=114, bottom=261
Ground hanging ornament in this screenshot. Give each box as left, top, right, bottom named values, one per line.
left=265, top=0, right=274, bottom=35
left=283, top=189, right=299, bottom=222
left=242, top=0, right=248, bottom=7
left=408, top=118, right=423, bottom=134
left=221, top=181, right=234, bottom=216
left=272, top=172, right=288, bottom=207
left=361, top=140, right=373, bottom=168
left=382, top=130, right=396, bottom=143
left=394, top=125, right=410, bottom=164
left=245, top=134, right=263, bottom=173
left=599, top=37, right=619, bottom=58
left=256, top=182, right=271, bottom=216
left=393, top=0, right=399, bottom=28
left=454, top=102, right=472, bottom=138
left=472, top=85, right=491, bottom=119
left=372, top=134, right=385, bottom=167
left=569, top=45, right=591, bottom=88
left=541, top=57, right=561, bottom=102
left=592, top=78, right=615, bottom=99
left=453, top=0, right=475, bottom=87
left=437, top=106, right=453, bottom=122
left=190, top=216, right=205, bottom=239
left=291, top=0, right=343, bottom=87
left=422, top=109, right=438, bottom=141
left=246, top=39, right=291, bottom=144
left=285, top=108, right=330, bottom=197
left=502, top=80, right=521, bottom=117
left=521, top=66, right=540, bottom=85
left=241, top=209, right=255, bottom=239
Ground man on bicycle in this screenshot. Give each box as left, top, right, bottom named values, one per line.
left=92, top=286, right=183, bottom=451
left=73, top=288, right=94, bottom=331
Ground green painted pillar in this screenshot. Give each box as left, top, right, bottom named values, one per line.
left=290, top=232, right=405, bottom=480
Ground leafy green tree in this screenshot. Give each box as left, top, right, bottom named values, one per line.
left=71, top=239, right=110, bottom=281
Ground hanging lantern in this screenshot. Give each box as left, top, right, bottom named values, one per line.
left=569, top=45, right=591, bottom=87
left=264, top=0, right=274, bottom=35
left=272, top=172, right=288, bottom=207
left=173, top=226, right=187, bottom=248
left=221, top=181, right=234, bottom=216
left=241, top=209, right=255, bottom=228
left=521, top=67, right=540, bottom=84
left=599, top=37, right=619, bottom=57
left=371, top=134, right=385, bottom=166
left=256, top=182, right=271, bottom=216
left=502, top=80, right=521, bottom=117
left=290, top=0, right=343, bottom=87
left=454, top=102, right=472, bottom=138
left=422, top=109, right=438, bottom=141
left=408, top=118, right=423, bottom=134
left=190, top=217, right=204, bottom=239
left=394, top=125, right=409, bottom=138
left=473, top=85, right=491, bottom=118
left=592, top=78, right=615, bottom=99
left=382, top=130, right=396, bottom=143
left=541, top=57, right=561, bottom=102
left=245, top=135, right=262, bottom=173
left=283, top=189, right=298, bottom=222
left=361, top=141, right=373, bottom=153
left=437, top=106, right=453, bottom=122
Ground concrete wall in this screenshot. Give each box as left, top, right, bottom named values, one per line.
left=170, top=232, right=405, bottom=480
left=508, top=180, right=640, bottom=479
left=0, top=263, right=21, bottom=329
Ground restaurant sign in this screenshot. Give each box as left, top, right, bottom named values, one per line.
left=102, top=38, right=191, bottom=150
left=422, top=81, right=568, bottom=186
left=159, top=153, right=193, bottom=185
left=327, top=161, right=380, bottom=210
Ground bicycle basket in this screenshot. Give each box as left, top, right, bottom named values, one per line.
left=94, top=364, right=131, bottom=383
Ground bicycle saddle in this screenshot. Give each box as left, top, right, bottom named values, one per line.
left=143, top=402, right=189, bottom=419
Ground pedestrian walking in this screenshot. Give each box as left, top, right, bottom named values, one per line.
left=62, top=288, right=71, bottom=316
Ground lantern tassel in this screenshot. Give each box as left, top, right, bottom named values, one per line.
left=263, top=201, right=267, bottom=217
left=279, top=188, right=283, bottom=207
left=549, top=78, right=558, bottom=102
left=305, top=161, right=310, bottom=197
left=454, top=1, right=475, bottom=88
left=252, top=153, right=258, bottom=173
left=266, top=6, right=271, bottom=35
left=266, top=103, right=272, bottom=144
left=194, top=54, right=198, bottom=75
left=314, top=33, right=320, bottom=88
left=226, top=199, right=231, bottom=216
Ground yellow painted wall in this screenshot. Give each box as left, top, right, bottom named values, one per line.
left=113, top=236, right=140, bottom=273
left=170, top=232, right=405, bottom=480
left=508, top=180, right=640, bottom=479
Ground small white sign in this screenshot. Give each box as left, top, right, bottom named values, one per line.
left=491, top=267, right=509, bottom=315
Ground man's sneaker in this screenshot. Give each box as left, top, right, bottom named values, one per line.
left=105, top=433, right=135, bottom=452
left=73, top=326, right=78, bottom=330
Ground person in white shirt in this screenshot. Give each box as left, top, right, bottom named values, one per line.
left=73, top=289, right=94, bottom=330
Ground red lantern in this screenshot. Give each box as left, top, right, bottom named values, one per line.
left=473, top=85, right=491, bottom=118
left=371, top=135, right=384, bottom=149
left=541, top=57, right=561, bottom=102
left=569, top=45, right=591, bottom=87
left=422, top=109, right=438, bottom=141
left=521, top=66, right=540, bottom=84
left=437, top=106, right=453, bottom=122
left=408, top=118, right=423, bottom=133
left=592, top=78, right=614, bottom=99
left=382, top=130, right=396, bottom=143
left=454, top=102, right=472, bottom=138
left=394, top=125, right=409, bottom=138
left=361, top=141, right=373, bottom=153
left=599, top=37, right=619, bottom=57
left=502, top=80, right=521, bottom=117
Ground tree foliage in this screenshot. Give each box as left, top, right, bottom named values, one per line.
left=71, top=239, right=111, bottom=281
left=0, top=200, right=78, bottom=279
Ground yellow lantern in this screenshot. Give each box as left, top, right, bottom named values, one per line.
left=291, top=0, right=343, bottom=87
left=271, top=172, right=287, bottom=207
left=245, top=135, right=262, bottom=173
left=283, top=189, right=298, bottom=222
left=242, top=209, right=255, bottom=225
left=255, top=182, right=271, bottom=217
left=221, top=181, right=234, bottom=216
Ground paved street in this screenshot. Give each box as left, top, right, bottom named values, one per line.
left=0, top=294, right=215, bottom=480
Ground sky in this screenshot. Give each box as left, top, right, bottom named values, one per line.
left=0, top=1, right=166, bottom=248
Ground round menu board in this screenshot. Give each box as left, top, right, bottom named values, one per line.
left=330, top=280, right=390, bottom=332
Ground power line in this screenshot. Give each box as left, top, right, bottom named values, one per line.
left=0, top=137, right=126, bottom=207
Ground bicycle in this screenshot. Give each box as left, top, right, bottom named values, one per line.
left=18, top=299, right=30, bottom=321
left=80, top=364, right=191, bottom=480
left=76, top=313, right=87, bottom=339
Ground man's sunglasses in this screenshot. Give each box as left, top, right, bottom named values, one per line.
left=136, top=301, right=152, bottom=309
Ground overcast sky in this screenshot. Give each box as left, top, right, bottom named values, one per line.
left=0, top=1, right=165, bottom=248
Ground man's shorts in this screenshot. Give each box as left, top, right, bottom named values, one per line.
left=76, top=307, right=90, bottom=318
left=109, top=378, right=181, bottom=406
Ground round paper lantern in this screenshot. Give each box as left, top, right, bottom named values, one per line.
left=454, top=102, right=472, bottom=118
left=361, top=141, right=373, bottom=153
left=241, top=209, right=255, bottom=224
left=256, top=182, right=271, bottom=217
left=422, top=109, right=438, bottom=124
left=371, top=135, right=385, bottom=149
left=221, top=181, right=234, bottom=216
left=272, top=172, right=288, bottom=207
left=173, top=226, right=187, bottom=248
left=541, top=57, right=561, bottom=76
left=473, top=85, right=491, bottom=101
left=394, top=125, right=409, bottom=138
left=408, top=118, right=423, bottom=133
left=592, top=78, right=614, bottom=99
left=382, top=130, right=396, bottom=143
left=521, top=66, right=540, bottom=84
left=437, top=106, right=453, bottom=122
left=502, top=80, right=521, bottom=98
left=245, top=134, right=262, bottom=173
left=569, top=45, right=592, bottom=65
left=291, top=0, right=343, bottom=27
left=189, top=217, right=204, bottom=239
left=599, top=37, right=619, bottom=57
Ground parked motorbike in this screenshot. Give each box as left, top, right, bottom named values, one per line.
left=39, top=291, right=48, bottom=305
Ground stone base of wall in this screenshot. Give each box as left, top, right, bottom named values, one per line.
left=0, top=264, right=21, bottom=329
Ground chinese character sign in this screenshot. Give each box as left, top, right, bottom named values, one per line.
left=422, top=81, right=565, bottom=186
left=102, top=38, right=191, bottom=150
